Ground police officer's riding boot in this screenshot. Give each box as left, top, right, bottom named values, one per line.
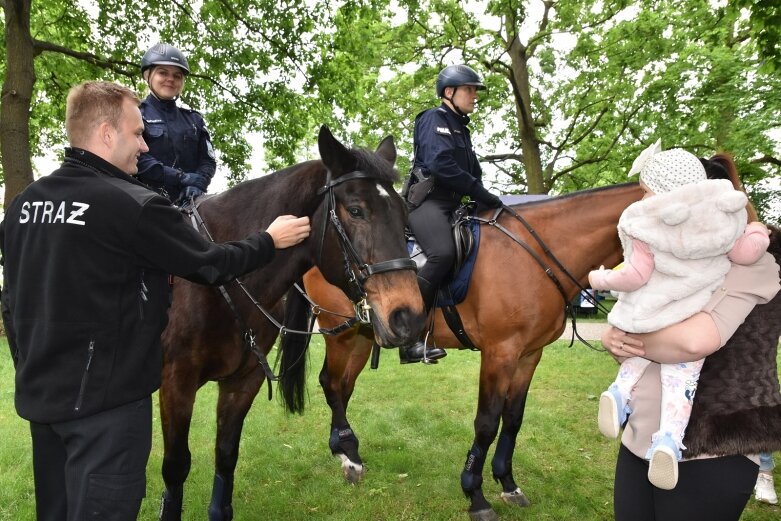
left=399, top=276, right=447, bottom=364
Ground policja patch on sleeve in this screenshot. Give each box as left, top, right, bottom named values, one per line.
left=202, top=126, right=216, bottom=159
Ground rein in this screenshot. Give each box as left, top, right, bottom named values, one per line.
left=186, top=202, right=311, bottom=396
left=183, top=169, right=417, bottom=388
left=471, top=205, right=606, bottom=351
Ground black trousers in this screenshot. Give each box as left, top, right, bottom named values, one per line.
left=614, top=444, right=757, bottom=521
left=408, top=197, right=460, bottom=289
left=29, top=396, right=152, bottom=521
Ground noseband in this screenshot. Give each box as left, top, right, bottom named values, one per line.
left=316, top=170, right=417, bottom=321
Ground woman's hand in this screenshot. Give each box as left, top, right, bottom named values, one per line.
left=601, top=325, right=645, bottom=363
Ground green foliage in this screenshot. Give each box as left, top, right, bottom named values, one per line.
left=305, top=0, right=780, bottom=217
left=733, top=0, right=781, bottom=72
left=1, top=0, right=779, bottom=213
left=1, top=0, right=339, bottom=184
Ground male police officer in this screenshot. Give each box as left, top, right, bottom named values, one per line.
left=0, top=81, right=310, bottom=521
left=403, top=65, right=503, bottom=364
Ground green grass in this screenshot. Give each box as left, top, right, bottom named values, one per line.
left=1, top=337, right=779, bottom=520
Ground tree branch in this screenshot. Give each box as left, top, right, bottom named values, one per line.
left=751, top=154, right=781, bottom=168
left=32, top=39, right=136, bottom=78
left=481, top=152, right=524, bottom=163
left=213, top=0, right=310, bottom=82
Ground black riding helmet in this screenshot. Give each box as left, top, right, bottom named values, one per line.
left=435, top=64, right=485, bottom=97
left=140, top=43, right=190, bottom=76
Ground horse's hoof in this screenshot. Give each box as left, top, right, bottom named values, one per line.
left=500, top=487, right=530, bottom=507
left=468, top=508, right=499, bottom=521
left=337, top=453, right=365, bottom=484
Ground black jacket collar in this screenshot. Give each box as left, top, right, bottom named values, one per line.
left=63, top=147, right=147, bottom=188
left=439, top=103, right=471, bottom=126
left=144, top=93, right=177, bottom=111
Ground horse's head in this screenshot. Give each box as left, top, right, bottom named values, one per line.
left=313, top=125, right=425, bottom=346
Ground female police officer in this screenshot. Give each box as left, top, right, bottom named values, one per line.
left=137, top=43, right=215, bottom=205
left=402, top=64, right=503, bottom=364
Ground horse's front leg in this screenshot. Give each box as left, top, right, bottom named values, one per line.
left=321, top=325, right=373, bottom=483
left=490, top=352, right=542, bottom=509
left=461, top=353, right=514, bottom=521
left=207, top=368, right=263, bottom=521
left=159, top=362, right=199, bottom=521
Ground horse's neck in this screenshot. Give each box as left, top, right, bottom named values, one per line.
left=206, top=162, right=326, bottom=239
left=202, top=162, right=327, bottom=303
left=508, top=185, right=641, bottom=289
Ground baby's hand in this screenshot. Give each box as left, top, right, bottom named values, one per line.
left=588, top=265, right=605, bottom=288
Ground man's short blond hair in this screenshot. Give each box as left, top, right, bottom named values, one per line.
left=65, top=81, right=141, bottom=147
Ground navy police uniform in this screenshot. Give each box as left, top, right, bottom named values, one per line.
left=408, top=103, right=501, bottom=306
left=138, top=94, right=216, bottom=202
left=0, top=147, right=275, bottom=520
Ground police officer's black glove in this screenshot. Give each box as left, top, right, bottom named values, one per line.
left=475, top=193, right=503, bottom=214
left=179, top=186, right=204, bottom=207
left=484, top=193, right=504, bottom=209
left=179, top=172, right=209, bottom=191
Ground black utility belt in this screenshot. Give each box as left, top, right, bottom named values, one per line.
left=427, top=186, right=463, bottom=201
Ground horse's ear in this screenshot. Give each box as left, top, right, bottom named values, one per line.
left=318, top=125, right=350, bottom=174
left=375, top=135, right=397, bottom=166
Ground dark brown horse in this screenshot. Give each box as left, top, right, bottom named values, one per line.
left=283, top=183, right=644, bottom=520
left=157, top=126, right=425, bottom=521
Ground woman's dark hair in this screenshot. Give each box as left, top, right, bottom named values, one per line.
left=699, top=153, right=759, bottom=222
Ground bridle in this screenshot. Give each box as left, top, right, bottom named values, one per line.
left=315, top=169, right=417, bottom=322
left=182, top=168, right=417, bottom=390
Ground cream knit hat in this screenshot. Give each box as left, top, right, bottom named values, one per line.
left=628, top=139, right=706, bottom=194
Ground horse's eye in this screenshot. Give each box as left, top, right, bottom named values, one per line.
left=347, top=206, right=364, bottom=218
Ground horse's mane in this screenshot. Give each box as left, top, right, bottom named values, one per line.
left=506, top=182, right=639, bottom=209
left=352, top=147, right=399, bottom=184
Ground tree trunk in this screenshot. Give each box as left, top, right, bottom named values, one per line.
left=1, top=0, right=36, bottom=206
left=506, top=33, right=546, bottom=194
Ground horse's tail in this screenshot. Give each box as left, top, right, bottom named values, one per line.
left=278, top=281, right=313, bottom=414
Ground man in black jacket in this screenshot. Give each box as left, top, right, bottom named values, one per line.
left=0, top=81, right=310, bottom=521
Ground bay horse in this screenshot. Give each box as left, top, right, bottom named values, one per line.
left=282, top=183, right=645, bottom=520
left=157, top=126, right=425, bottom=521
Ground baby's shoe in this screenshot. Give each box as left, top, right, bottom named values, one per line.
left=646, top=432, right=682, bottom=490
left=598, top=385, right=627, bottom=439
left=755, top=472, right=778, bottom=505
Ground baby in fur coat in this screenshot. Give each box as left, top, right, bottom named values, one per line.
left=588, top=140, right=770, bottom=490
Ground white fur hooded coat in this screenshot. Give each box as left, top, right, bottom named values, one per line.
left=608, top=179, right=748, bottom=333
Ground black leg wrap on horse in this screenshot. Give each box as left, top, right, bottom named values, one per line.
left=207, top=474, right=233, bottom=521
left=460, top=444, right=486, bottom=495
left=159, top=489, right=183, bottom=521
left=491, top=431, right=515, bottom=482
left=329, top=425, right=362, bottom=462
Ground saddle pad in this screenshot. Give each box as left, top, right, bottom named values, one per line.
left=406, top=219, right=481, bottom=307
